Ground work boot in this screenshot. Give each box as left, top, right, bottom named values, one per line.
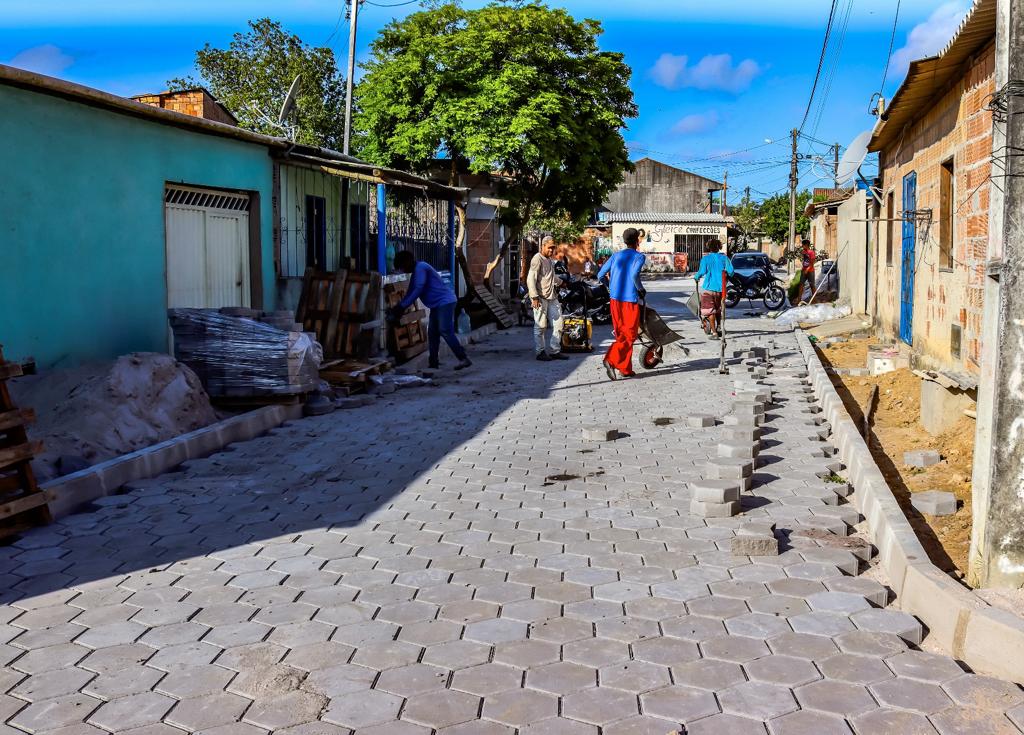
left=549, top=352, right=568, bottom=360
left=536, top=352, right=552, bottom=361
left=428, top=359, right=440, bottom=369
left=454, top=358, right=472, bottom=371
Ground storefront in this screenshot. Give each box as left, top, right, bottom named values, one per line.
left=607, top=213, right=728, bottom=272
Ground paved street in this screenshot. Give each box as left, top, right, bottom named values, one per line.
left=1, top=278, right=1022, bottom=735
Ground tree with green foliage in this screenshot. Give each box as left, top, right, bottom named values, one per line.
left=730, top=200, right=762, bottom=242
left=355, top=1, right=637, bottom=285
left=171, top=19, right=347, bottom=149
left=758, top=191, right=813, bottom=248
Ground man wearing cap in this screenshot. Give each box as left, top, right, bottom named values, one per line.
left=598, top=228, right=646, bottom=379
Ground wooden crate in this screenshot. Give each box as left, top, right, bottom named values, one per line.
left=383, top=281, right=428, bottom=362
left=0, top=345, right=50, bottom=539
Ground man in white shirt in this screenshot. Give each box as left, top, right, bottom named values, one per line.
left=527, top=237, right=567, bottom=361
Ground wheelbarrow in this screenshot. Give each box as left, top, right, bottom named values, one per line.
left=638, top=300, right=690, bottom=369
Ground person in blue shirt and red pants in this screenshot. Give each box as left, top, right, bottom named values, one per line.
left=598, top=228, right=647, bottom=380
left=694, top=238, right=734, bottom=339
left=389, top=251, right=472, bottom=371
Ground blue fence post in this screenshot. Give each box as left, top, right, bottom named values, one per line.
left=376, top=183, right=387, bottom=274
left=448, top=200, right=457, bottom=296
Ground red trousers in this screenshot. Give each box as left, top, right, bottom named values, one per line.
left=607, top=299, right=640, bottom=375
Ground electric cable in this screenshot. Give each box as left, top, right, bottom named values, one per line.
left=799, top=0, right=840, bottom=134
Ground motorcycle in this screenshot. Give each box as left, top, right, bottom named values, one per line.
left=725, top=263, right=787, bottom=310
left=560, top=277, right=611, bottom=325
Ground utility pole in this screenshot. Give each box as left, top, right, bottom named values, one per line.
left=342, top=0, right=362, bottom=155
left=834, top=143, right=841, bottom=189
left=788, top=128, right=799, bottom=258
left=970, top=0, right=1024, bottom=588
left=723, top=171, right=728, bottom=217
left=744, top=186, right=751, bottom=206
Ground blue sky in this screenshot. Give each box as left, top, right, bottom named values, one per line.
left=2, top=0, right=972, bottom=201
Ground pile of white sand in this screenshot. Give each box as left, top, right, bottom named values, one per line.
left=10, top=353, right=218, bottom=482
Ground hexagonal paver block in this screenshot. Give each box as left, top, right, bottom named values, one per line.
left=563, top=686, right=639, bottom=726
left=594, top=582, right=652, bottom=603
left=701, top=635, right=770, bottom=663
left=422, top=640, right=492, bottom=670
left=851, top=708, right=940, bottom=735
left=633, top=636, right=700, bottom=667
left=662, top=615, right=726, bottom=642
left=304, top=663, right=377, bottom=697
left=794, top=679, right=877, bottom=717
left=376, top=663, right=450, bottom=696
left=672, top=658, right=746, bottom=692
left=929, top=706, right=1020, bottom=734
left=465, top=618, right=528, bottom=645
left=885, top=651, right=964, bottom=683
left=524, top=661, right=596, bottom=695
left=719, top=681, right=798, bottom=720
left=817, top=653, right=894, bottom=685
left=805, top=591, right=872, bottom=615
left=528, top=617, right=591, bottom=644
left=451, top=663, right=523, bottom=696
left=403, top=689, right=482, bottom=729
left=745, top=655, right=820, bottom=687
left=483, top=688, right=559, bottom=728
left=870, top=678, right=953, bottom=715
left=87, top=691, right=176, bottom=731
left=788, top=611, right=855, bottom=638
left=769, top=709, right=852, bottom=734
left=748, top=594, right=810, bottom=618
left=687, top=713, right=768, bottom=734
left=322, top=689, right=404, bottom=729
left=640, top=684, right=718, bottom=723
left=493, top=639, right=559, bottom=668
left=351, top=640, right=424, bottom=671
left=594, top=617, right=660, bottom=643
left=518, top=717, right=598, bottom=735
left=726, top=613, right=792, bottom=640
left=599, top=661, right=670, bottom=694
left=943, top=674, right=1024, bottom=711
left=245, top=690, right=328, bottom=730
left=833, top=630, right=907, bottom=658
left=10, top=666, right=95, bottom=701
left=11, top=693, right=102, bottom=731
left=850, top=609, right=923, bottom=644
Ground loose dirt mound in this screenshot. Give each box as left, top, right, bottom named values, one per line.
left=818, top=337, right=976, bottom=577
left=10, top=353, right=218, bottom=482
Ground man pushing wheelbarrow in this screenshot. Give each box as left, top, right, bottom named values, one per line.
left=597, top=228, right=688, bottom=380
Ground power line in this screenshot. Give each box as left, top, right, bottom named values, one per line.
left=809, top=0, right=854, bottom=142
left=364, top=0, right=420, bottom=5
left=800, top=0, right=840, bottom=134
left=878, top=0, right=901, bottom=94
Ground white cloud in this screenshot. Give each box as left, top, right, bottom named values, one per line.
left=7, top=44, right=75, bottom=76
left=888, top=1, right=970, bottom=81
left=650, top=53, right=763, bottom=93
left=672, top=110, right=720, bottom=135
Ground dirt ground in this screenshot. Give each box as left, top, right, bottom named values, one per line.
left=816, top=337, right=975, bottom=579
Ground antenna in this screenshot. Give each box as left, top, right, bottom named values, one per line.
left=279, top=74, right=301, bottom=127
left=836, top=130, right=872, bottom=186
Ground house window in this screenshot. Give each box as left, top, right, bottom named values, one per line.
left=940, top=159, right=954, bottom=269
left=674, top=234, right=686, bottom=253
left=305, top=195, right=327, bottom=271
left=886, top=191, right=895, bottom=266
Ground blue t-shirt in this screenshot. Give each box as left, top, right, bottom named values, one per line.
left=695, top=253, right=734, bottom=294
left=399, top=262, right=456, bottom=309
left=597, top=249, right=646, bottom=303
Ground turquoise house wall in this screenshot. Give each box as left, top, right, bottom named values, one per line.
left=0, top=85, right=276, bottom=368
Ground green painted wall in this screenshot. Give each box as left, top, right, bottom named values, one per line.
left=0, top=85, right=276, bottom=367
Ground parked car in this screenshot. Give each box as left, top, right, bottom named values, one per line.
left=731, top=251, right=773, bottom=280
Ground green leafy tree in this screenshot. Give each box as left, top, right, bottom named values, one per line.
left=525, top=207, right=588, bottom=245
left=731, top=200, right=762, bottom=241
left=170, top=19, right=346, bottom=149
left=758, top=191, right=812, bottom=249
left=355, top=1, right=637, bottom=284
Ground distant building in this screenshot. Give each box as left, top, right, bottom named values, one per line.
left=604, top=212, right=729, bottom=273
left=602, top=158, right=724, bottom=215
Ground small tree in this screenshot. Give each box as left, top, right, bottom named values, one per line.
left=355, top=1, right=637, bottom=285
left=171, top=19, right=347, bottom=149
left=758, top=191, right=812, bottom=249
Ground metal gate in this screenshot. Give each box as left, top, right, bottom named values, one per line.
left=165, top=186, right=251, bottom=309
left=899, top=172, right=917, bottom=346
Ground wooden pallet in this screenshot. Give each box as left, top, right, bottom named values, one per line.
left=0, top=345, right=50, bottom=539
left=383, top=281, right=428, bottom=363
left=320, top=357, right=392, bottom=393
left=296, top=269, right=382, bottom=360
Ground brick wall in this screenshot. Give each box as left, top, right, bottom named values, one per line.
left=134, top=90, right=237, bottom=127
left=873, top=41, right=994, bottom=375
left=466, top=220, right=494, bottom=285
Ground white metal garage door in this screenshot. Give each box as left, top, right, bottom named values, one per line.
left=164, top=186, right=251, bottom=309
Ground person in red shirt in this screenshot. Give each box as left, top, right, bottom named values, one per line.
left=801, top=238, right=817, bottom=301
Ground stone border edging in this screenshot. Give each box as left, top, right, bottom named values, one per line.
left=41, top=403, right=303, bottom=519
left=795, top=328, right=1024, bottom=683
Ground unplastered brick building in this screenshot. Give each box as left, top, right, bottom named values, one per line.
left=133, top=88, right=238, bottom=127
left=867, top=0, right=995, bottom=376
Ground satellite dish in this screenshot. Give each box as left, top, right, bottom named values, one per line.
left=836, top=130, right=872, bottom=186
left=278, top=75, right=302, bottom=125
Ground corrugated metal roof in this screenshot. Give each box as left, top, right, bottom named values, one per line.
left=870, top=0, right=996, bottom=153
left=604, top=212, right=727, bottom=224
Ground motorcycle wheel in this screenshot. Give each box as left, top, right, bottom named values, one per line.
left=641, top=346, right=663, bottom=370
left=763, top=284, right=786, bottom=310
left=724, top=289, right=741, bottom=308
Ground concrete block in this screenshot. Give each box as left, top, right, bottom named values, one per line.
left=920, top=380, right=975, bottom=436
left=718, top=441, right=757, bottom=459
left=723, top=426, right=762, bottom=444
left=690, top=480, right=741, bottom=504
left=725, top=414, right=764, bottom=427
left=583, top=427, right=619, bottom=442
left=867, top=349, right=909, bottom=376
left=910, top=490, right=957, bottom=516
left=738, top=520, right=776, bottom=536
left=903, top=449, right=940, bottom=468
left=706, top=458, right=754, bottom=480
left=690, top=500, right=740, bottom=518
left=731, top=535, right=779, bottom=556
left=686, top=414, right=716, bottom=428
left=899, top=564, right=984, bottom=662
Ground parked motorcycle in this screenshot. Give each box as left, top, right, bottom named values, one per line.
left=560, top=277, right=611, bottom=325
left=725, top=263, right=787, bottom=310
